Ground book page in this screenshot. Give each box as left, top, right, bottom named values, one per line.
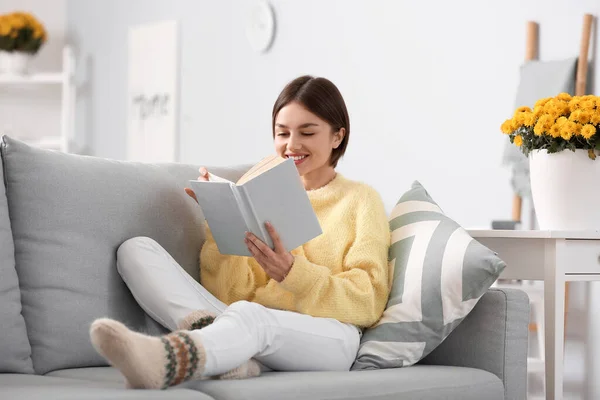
left=236, top=154, right=286, bottom=185
left=207, top=172, right=232, bottom=183
left=188, top=180, right=251, bottom=256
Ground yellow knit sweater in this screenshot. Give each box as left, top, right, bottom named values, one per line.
left=199, top=174, right=391, bottom=328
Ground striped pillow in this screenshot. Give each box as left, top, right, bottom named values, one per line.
left=352, top=181, right=506, bottom=370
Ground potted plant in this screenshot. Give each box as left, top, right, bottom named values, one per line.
left=501, top=93, right=600, bottom=230
left=0, top=11, right=47, bottom=74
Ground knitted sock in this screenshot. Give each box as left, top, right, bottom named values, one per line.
left=90, top=318, right=205, bottom=389
left=178, top=309, right=261, bottom=380
left=177, top=309, right=217, bottom=331
left=217, top=358, right=261, bottom=380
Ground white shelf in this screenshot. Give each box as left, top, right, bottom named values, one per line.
left=0, top=46, right=78, bottom=153
left=0, top=72, right=65, bottom=84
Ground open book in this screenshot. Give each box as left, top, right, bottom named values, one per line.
left=188, top=155, right=323, bottom=256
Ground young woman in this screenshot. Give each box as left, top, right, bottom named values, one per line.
left=89, top=75, right=391, bottom=390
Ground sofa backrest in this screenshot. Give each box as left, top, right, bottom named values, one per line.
left=0, top=141, right=34, bottom=374
left=1, top=135, right=248, bottom=374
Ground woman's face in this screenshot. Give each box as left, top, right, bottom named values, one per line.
left=274, top=101, right=343, bottom=177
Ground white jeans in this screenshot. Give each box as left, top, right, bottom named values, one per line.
left=116, top=236, right=360, bottom=377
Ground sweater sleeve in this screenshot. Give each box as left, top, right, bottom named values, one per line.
left=279, top=191, right=391, bottom=328
left=200, top=223, right=269, bottom=305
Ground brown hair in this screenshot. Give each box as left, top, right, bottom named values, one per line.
left=272, top=76, right=350, bottom=168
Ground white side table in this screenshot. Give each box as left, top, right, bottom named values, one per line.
left=467, top=230, right=600, bottom=400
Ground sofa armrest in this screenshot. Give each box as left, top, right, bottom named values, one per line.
left=420, top=288, right=529, bottom=400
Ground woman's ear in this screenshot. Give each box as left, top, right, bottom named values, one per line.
left=333, top=128, right=346, bottom=149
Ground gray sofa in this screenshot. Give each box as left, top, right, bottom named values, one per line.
left=0, top=136, right=529, bottom=400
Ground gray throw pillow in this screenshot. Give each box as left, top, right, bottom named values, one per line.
left=1, top=135, right=247, bottom=374
left=0, top=149, right=34, bottom=373
left=352, top=181, right=506, bottom=370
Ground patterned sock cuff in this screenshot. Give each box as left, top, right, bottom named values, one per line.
left=161, top=332, right=203, bottom=389
left=190, top=316, right=215, bottom=330
left=178, top=310, right=217, bottom=331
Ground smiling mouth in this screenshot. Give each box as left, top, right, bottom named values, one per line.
left=286, top=155, right=308, bottom=165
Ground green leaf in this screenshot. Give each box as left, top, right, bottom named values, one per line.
left=589, top=149, right=597, bottom=160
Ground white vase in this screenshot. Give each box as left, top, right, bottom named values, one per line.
left=0, top=51, right=31, bottom=75
left=529, top=149, right=600, bottom=230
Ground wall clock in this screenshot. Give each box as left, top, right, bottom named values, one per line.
left=245, top=1, right=276, bottom=53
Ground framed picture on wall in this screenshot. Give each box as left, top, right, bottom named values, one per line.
left=127, top=20, right=179, bottom=162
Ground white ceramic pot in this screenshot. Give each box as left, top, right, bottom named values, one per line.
left=529, top=149, right=600, bottom=230
left=0, top=50, right=31, bottom=75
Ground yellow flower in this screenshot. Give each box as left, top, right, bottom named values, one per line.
left=514, top=135, right=523, bottom=147
left=579, top=111, right=592, bottom=124
left=591, top=113, right=600, bottom=125
left=543, top=99, right=557, bottom=113
left=570, top=97, right=582, bottom=111
left=569, top=110, right=582, bottom=122
left=515, top=106, right=532, bottom=113
left=514, top=113, right=525, bottom=126
left=574, top=123, right=583, bottom=136
left=557, top=93, right=572, bottom=101
left=10, top=14, right=25, bottom=30
left=561, top=130, right=574, bottom=141
left=535, top=97, right=552, bottom=108
left=582, top=100, right=596, bottom=111
left=582, top=124, right=596, bottom=140
left=556, top=116, right=568, bottom=126
left=0, top=19, right=10, bottom=36
left=560, top=121, right=576, bottom=140
left=534, top=121, right=546, bottom=136
left=539, top=114, right=554, bottom=130
left=501, top=119, right=516, bottom=134
left=549, top=124, right=562, bottom=138
left=553, top=102, right=570, bottom=117
left=546, top=109, right=561, bottom=121
left=523, top=112, right=535, bottom=127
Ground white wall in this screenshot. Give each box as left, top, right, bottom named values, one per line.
left=0, top=0, right=66, bottom=142
left=66, top=0, right=599, bottom=229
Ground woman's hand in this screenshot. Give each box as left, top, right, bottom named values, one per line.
left=184, top=167, right=209, bottom=203
left=245, top=222, right=294, bottom=282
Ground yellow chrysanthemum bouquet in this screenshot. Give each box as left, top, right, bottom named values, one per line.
left=0, top=11, right=47, bottom=54
left=501, top=93, right=600, bottom=160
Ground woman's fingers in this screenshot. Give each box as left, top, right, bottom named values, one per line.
left=245, top=233, right=285, bottom=281
left=265, top=222, right=285, bottom=253
left=184, top=187, right=198, bottom=203
left=245, top=237, right=276, bottom=274
left=198, top=167, right=209, bottom=181
left=245, top=232, right=274, bottom=257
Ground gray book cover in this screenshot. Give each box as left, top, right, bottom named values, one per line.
left=189, top=158, right=322, bottom=256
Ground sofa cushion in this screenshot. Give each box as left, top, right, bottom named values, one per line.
left=0, top=150, right=34, bottom=373
left=180, top=365, right=504, bottom=400
left=0, top=136, right=247, bottom=374
left=46, top=366, right=503, bottom=400
left=353, top=181, right=506, bottom=370
left=0, top=373, right=213, bottom=399
left=46, top=366, right=129, bottom=384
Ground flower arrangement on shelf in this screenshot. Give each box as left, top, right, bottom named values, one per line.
left=501, top=93, right=600, bottom=160
left=0, top=11, right=47, bottom=54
